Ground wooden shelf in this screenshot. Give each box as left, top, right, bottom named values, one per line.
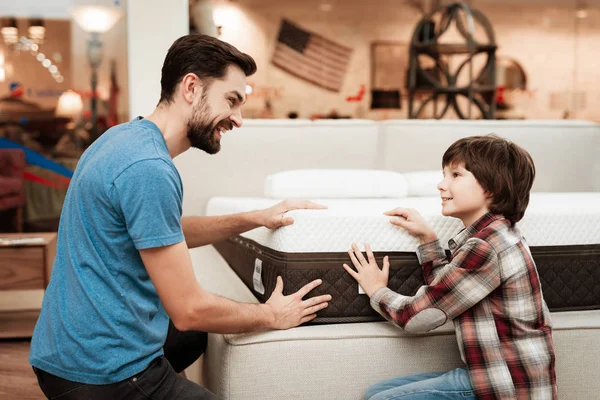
left=0, top=310, right=40, bottom=339
left=413, top=42, right=497, bottom=55
left=0, top=233, right=56, bottom=338
left=0, top=233, right=56, bottom=290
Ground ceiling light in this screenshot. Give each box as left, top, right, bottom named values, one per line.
left=71, top=5, right=124, bottom=33
left=1, top=18, right=19, bottom=46
left=28, top=19, right=45, bottom=44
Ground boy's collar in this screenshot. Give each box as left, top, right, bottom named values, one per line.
left=448, top=213, right=506, bottom=251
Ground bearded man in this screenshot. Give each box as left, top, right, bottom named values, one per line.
left=29, top=34, right=330, bottom=399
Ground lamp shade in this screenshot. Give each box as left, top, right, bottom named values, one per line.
left=56, top=90, right=84, bottom=118
left=28, top=19, right=46, bottom=44
left=71, top=5, right=124, bottom=33
left=1, top=18, right=19, bottom=46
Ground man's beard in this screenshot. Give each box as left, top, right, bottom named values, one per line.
left=186, top=100, right=231, bottom=154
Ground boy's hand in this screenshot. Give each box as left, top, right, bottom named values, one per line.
left=258, top=200, right=327, bottom=229
left=343, top=243, right=389, bottom=297
left=384, top=208, right=437, bottom=244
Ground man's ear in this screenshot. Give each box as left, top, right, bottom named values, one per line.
left=181, top=73, right=203, bottom=104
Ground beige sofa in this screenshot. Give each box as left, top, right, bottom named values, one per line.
left=175, top=119, right=600, bottom=216
left=174, top=119, right=600, bottom=399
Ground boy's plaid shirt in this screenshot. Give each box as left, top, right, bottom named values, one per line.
left=371, top=213, right=557, bottom=399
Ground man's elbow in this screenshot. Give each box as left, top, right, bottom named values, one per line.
left=168, top=296, right=203, bottom=332
left=169, top=306, right=194, bottom=331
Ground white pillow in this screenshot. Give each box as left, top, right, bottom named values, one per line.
left=264, top=169, right=408, bottom=198
left=403, top=170, right=442, bottom=197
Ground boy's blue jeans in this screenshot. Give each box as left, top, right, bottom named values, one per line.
left=364, top=368, right=475, bottom=400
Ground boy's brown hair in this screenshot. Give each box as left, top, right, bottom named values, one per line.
left=442, top=134, right=535, bottom=224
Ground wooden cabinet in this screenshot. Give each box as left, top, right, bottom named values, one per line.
left=0, top=233, right=57, bottom=338
left=0, top=233, right=57, bottom=290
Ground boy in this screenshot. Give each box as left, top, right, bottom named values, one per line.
left=344, top=135, right=557, bottom=399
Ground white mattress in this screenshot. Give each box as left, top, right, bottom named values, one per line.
left=206, top=193, right=600, bottom=253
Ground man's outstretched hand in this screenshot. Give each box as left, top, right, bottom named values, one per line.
left=258, top=199, right=327, bottom=229
left=265, top=277, right=331, bottom=329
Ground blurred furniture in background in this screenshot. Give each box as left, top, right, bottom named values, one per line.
left=370, top=42, right=405, bottom=112
left=54, top=90, right=87, bottom=158
left=407, top=3, right=497, bottom=119
left=0, top=96, right=68, bottom=152
left=0, top=96, right=55, bottom=123
left=23, top=157, right=77, bottom=232
left=0, top=148, right=26, bottom=232
left=0, top=95, right=79, bottom=232
left=491, top=57, right=529, bottom=119
left=0, top=232, right=57, bottom=338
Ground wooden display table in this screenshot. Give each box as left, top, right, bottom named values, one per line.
left=0, top=233, right=57, bottom=338
left=0, top=233, right=57, bottom=291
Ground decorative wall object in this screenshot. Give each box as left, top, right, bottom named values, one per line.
left=370, top=90, right=401, bottom=109
left=407, top=2, right=497, bottom=119
left=370, top=41, right=408, bottom=109
left=271, top=19, right=352, bottom=92
left=346, top=84, right=365, bottom=102
left=487, top=56, right=529, bottom=118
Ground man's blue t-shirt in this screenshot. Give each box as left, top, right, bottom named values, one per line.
left=29, top=118, right=184, bottom=384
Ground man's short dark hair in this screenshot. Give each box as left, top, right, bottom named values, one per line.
left=159, top=34, right=257, bottom=105
left=442, top=134, right=536, bottom=224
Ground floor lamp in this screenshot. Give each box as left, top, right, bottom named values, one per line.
left=70, top=5, right=123, bottom=141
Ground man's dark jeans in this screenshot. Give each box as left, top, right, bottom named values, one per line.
left=32, top=321, right=213, bottom=399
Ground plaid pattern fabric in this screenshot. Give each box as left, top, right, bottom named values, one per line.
left=371, top=213, right=557, bottom=399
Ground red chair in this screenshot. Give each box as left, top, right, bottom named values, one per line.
left=0, top=149, right=26, bottom=232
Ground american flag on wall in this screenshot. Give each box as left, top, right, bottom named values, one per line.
left=272, top=20, right=352, bottom=92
